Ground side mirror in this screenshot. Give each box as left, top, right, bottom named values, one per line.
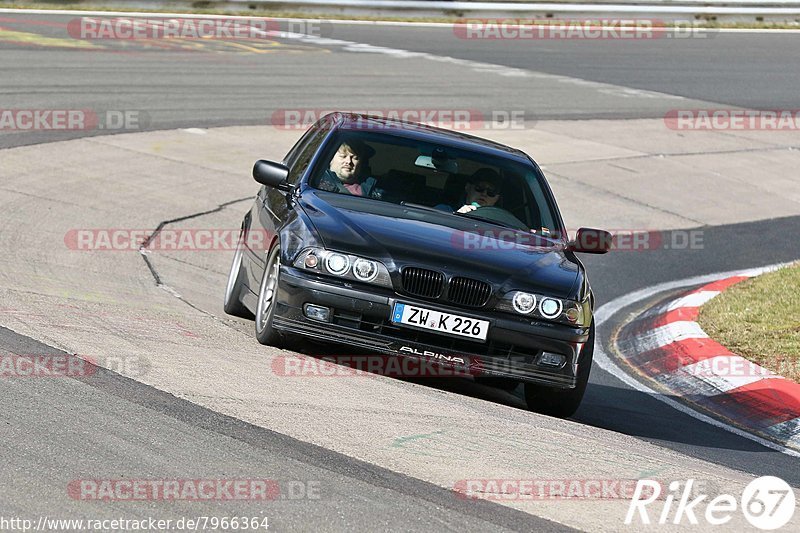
left=253, top=159, right=291, bottom=191
left=568, top=227, right=613, bottom=254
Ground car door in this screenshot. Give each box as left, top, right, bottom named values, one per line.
left=246, top=123, right=331, bottom=286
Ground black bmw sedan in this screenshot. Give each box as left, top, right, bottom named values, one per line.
left=224, top=112, right=610, bottom=417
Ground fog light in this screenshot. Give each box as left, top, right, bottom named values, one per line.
left=538, top=352, right=566, bottom=367
left=304, top=304, right=331, bottom=322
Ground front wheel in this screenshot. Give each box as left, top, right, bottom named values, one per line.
left=254, top=244, right=284, bottom=346
left=524, top=322, right=594, bottom=418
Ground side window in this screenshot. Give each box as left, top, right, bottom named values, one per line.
left=286, top=126, right=328, bottom=185
left=282, top=127, right=316, bottom=168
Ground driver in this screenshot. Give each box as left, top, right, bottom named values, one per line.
left=317, top=140, right=380, bottom=197
left=435, top=168, right=502, bottom=213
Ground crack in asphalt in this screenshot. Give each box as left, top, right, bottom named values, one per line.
left=137, top=195, right=252, bottom=321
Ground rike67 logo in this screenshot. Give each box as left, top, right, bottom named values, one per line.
left=626, top=477, right=796, bottom=530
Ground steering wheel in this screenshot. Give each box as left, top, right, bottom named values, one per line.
left=462, top=206, right=529, bottom=232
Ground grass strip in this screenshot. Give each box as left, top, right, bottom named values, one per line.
left=699, top=263, right=800, bottom=383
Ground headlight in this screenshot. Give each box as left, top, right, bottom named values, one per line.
left=539, top=297, right=562, bottom=319
left=353, top=258, right=379, bottom=282
left=512, top=292, right=537, bottom=314
left=293, top=248, right=392, bottom=288
left=498, top=291, right=586, bottom=326
left=325, top=253, right=350, bottom=276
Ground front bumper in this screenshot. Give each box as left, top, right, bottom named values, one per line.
left=272, top=266, right=591, bottom=388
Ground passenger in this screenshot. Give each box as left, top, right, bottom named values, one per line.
left=436, top=168, right=502, bottom=213
left=317, top=140, right=380, bottom=197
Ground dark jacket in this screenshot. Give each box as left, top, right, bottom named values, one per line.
left=318, top=170, right=380, bottom=198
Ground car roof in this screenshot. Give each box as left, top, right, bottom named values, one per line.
left=322, top=112, right=534, bottom=164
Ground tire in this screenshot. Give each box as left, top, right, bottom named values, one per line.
left=223, top=229, right=254, bottom=318
left=254, top=244, right=284, bottom=346
left=524, top=321, right=594, bottom=418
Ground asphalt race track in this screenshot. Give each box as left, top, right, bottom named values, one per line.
left=1, top=10, right=799, bottom=532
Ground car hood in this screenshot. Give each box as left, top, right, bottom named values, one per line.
left=299, top=191, right=582, bottom=299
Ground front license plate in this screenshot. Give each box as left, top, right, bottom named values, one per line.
left=391, top=302, right=489, bottom=341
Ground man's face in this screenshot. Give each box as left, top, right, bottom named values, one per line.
left=329, top=144, right=361, bottom=183
left=465, top=180, right=500, bottom=207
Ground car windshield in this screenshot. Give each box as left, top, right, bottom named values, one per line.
left=308, top=130, right=562, bottom=237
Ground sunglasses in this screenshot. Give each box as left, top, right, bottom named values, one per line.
left=473, top=185, right=499, bottom=197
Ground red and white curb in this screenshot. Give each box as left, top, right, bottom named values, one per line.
left=614, top=269, right=800, bottom=452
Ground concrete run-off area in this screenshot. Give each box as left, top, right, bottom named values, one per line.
left=0, top=121, right=798, bottom=530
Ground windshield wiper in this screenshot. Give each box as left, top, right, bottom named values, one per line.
left=400, top=202, right=448, bottom=213
left=402, top=202, right=527, bottom=231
